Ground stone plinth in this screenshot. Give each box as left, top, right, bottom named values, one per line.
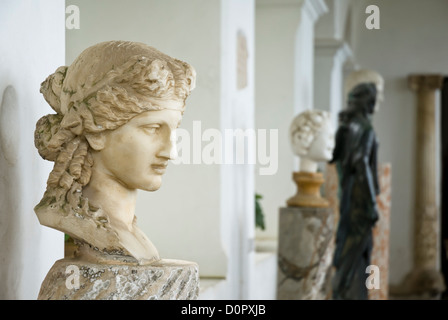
left=324, top=164, right=340, bottom=226
left=277, top=206, right=334, bottom=300
left=370, top=163, right=392, bottom=300
left=38, top=258, right=199, bottom=300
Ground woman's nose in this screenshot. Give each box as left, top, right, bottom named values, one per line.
left=157, top=129, right=178, bottom=160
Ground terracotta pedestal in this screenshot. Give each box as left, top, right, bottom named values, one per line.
left=287, top=171, right=329, bottom=208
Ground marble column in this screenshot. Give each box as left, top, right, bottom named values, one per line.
left=277, top=207, right=334, bottom=300
left=408, top=75, right=442, bottom=271
left=394, top=74, right=446, bottom=296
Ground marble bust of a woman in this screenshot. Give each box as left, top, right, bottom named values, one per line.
left=287, top=110, right=335, bottom=207
left=290, top=110, right=335, bottom=172
left=34, top=41, right=196, bottom=265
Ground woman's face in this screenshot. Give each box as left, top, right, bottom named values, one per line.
left=93, top=108, right=182, bottom=192
left=306, top=118, right=335, bottom=162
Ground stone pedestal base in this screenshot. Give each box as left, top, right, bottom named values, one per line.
left=38, top=258, right=199, bottom=300
left=277, top=206, right=334, bottom=300
left=370, top=163, right=392, bottom=300
left=389, top=268, right=445, bottom=299
left=287, top=171, right=329, bottom=208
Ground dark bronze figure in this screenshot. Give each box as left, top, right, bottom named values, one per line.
left=330, top=82, right=380, bottom=300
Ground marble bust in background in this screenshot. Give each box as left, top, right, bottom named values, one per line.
left=34, top=41, right=196, bottom=265
left=287, top=109, right=335, bottom=208
left=289, top=110, right=335, bottom=172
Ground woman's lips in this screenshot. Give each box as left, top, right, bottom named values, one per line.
left=151, top=164, right=167, bottom=174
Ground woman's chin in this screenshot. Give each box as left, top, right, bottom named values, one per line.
left=307, top=153, right=332, bottom=163
left=138, top=179, right=162, bottom=192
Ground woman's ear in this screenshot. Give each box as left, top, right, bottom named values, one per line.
left=85, top=133, right=106, bottom=151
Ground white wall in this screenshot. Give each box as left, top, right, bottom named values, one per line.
left=255, top=0, right=327, bottom=242
left=0, top=0, right=65, bottom=299
left=255, top=3, right=301, bottom=244
left=349, top=0, right=448, bottom=285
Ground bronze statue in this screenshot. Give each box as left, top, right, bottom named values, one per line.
left=330, top=82, right=380, bottom=300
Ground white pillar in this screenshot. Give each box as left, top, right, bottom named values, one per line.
left=314, top=39, right=352, bottom=129
left=295, top=0, right=329, bottom=115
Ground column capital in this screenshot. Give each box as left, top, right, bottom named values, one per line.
left=408, top=74, right=444, bottom=91
left=256, top=0, right=328, bottom=23
left=315, top=39, right=353, bottom=65
left=302, top=0, right=328, bottom=23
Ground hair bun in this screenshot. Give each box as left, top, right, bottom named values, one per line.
left=34, top=114, right=64, bottom=161
left=40, top=66, right=68, bottom=114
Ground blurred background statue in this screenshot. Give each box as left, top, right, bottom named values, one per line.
left=330, top=69, right=383, bottom=300
left=287, top=109, right=335, bottom=207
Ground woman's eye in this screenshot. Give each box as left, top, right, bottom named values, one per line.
left=142, top=125, right=160, bottom=134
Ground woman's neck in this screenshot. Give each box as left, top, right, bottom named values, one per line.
left=83, top=168, right=137, bottom=231
left=300, top=157, right=318, bottom=173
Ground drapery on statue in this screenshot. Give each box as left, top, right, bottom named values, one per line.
left=34, top=41, right=196, bottom=265
left=330, top=78, right=382, bottom=299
